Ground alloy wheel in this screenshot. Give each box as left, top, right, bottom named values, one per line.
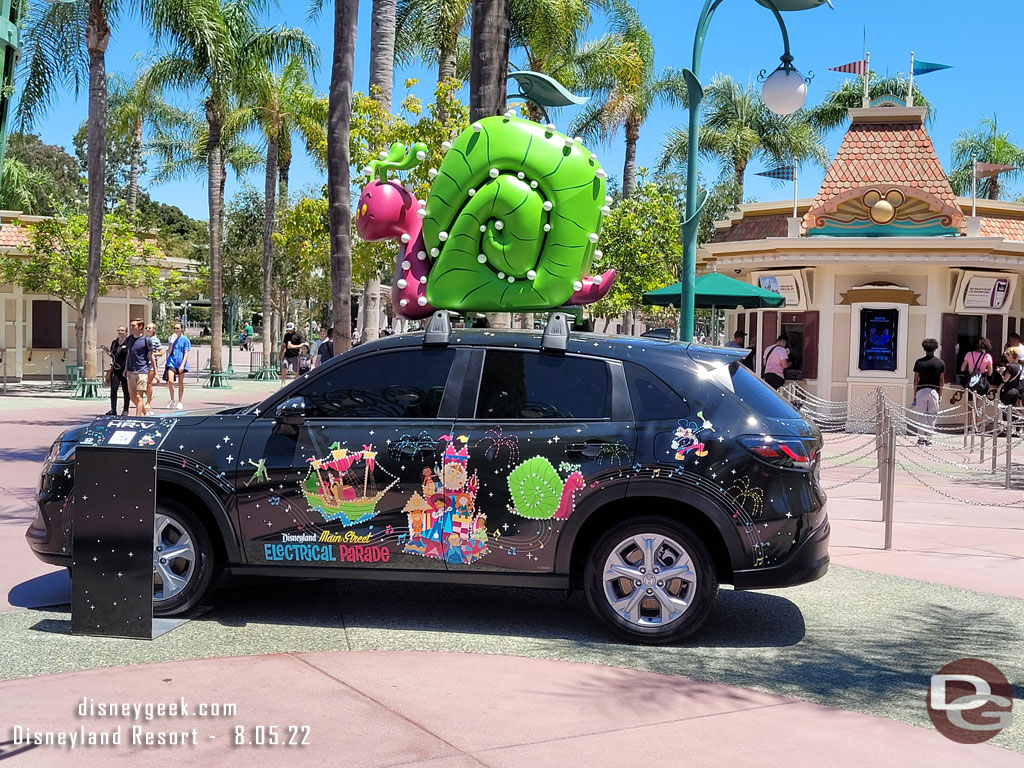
left=153, top=512, right=197, bottom=602
left=602, top=533, right=697, bottom=628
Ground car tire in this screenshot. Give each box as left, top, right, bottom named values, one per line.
left=584, top=516, right=718, bottom=645
left=153, top=501, right=217, bottom=616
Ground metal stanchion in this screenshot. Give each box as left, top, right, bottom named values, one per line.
left=883, top=417, right=896, bottom=550
left=991, top=402, right=999, bottom=472
left=1006, top=407, right=1013, bottom=490
left=1, top=349, right=6, bottom=395
left=49, top=353, right=55, bottom=392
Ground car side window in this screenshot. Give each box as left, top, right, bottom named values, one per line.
left=625, top=362, right=687, bottom=421
left=300, top=349, right=455, bottom=418
left=476, top=350, right=609, bottom=419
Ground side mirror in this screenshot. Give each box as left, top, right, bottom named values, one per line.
left=275, top=396, right=309, bottom=428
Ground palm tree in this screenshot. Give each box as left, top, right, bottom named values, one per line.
left=237, top=57, right=326, bottom=364
left=148, top=0, right=316, bottom=375
left=0, top=157, right=53, bottom=214
left=570, top=0, right=684, bottom=198
left=660, top=75, right=827, bottom=208
left=949, top=115, right=1024, bottom=201
left=16, top=0, right=115, bottom=384
left=469, top=0, right=509, bottom=122
left=361, top=0, right=397, bottom=344
left=396, top=0, right=470, bottom=84
left=808, top=73, right=933, bottom=134
left=107, top=68, right=182, bottom=217
left=328, top=0, right=360, bottom=352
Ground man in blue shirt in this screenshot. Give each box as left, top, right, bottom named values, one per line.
left=124, top=318, right=152, bottom=415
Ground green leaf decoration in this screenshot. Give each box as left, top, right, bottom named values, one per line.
left=423, top=115, right=607, bottom=312
left=507, top=456, right=563, bottom=519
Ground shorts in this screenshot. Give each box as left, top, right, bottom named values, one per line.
left=126, top=371, right=147, bottom=396
left=763, top=371, right=785, bottom=390
left=282, top=357, right=298, bottom=373
left=164, top=366, right=187, bottom=381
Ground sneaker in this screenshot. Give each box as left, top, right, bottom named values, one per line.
left=166, top=400, right=176, bottom=410
left=121, top=409, right=129, bottom=416
left=104, top=409, right=116, bottom=416
left=175, top=402, right=184, bottom=410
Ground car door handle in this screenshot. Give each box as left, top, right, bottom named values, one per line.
left=567, top=441, right=608, bottom=458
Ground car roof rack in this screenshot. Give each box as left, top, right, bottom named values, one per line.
left=423, top=310, right=452, bottom=345
left=541, top=311, right=570, bottom=352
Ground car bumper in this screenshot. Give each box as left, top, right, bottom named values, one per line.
left=731, top=515, right=830, bottom=590
left=26, top=460, right=74, bottom=568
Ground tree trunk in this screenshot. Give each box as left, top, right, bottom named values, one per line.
left=438, top=44, right=457, bottom=84
left=262, top=136, right=278, bottom=365
left=369, top=0, right=396, bottom=112
left=127, top=122, right=142, bottom=218
left=83, top=0, right=110, bottom=381
left=206, top=102, right=225, bottom=374
left=328, top=0, right=359, bottom=353
left=622, top=120, right=640, bottom=199
left=732, top=157, right=746, bottom=208
left=279, top=156, right=290, bottom=206
left=469, top=0, right=509, bottom=122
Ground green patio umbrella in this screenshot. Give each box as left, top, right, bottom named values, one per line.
left=643, top=272, right=786, bottom=309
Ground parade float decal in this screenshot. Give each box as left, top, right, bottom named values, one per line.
left=403, top=434, right=490, bottom=565
left=354, top=114, right=616, bottom=319
left=506, top=456, right=584, bottom=520
left=671, top=412, right=715, bottom=460
left=303, top=442, right=399, bottom=526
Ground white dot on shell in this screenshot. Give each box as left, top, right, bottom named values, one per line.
left=596, top=169, right=607, bottom=179
left=563, top=137, right=574, bottom=148
left=415, top=150, right=426, bottom=161
left=417, top=251, right=427, bottom=260
left=472, top=123, right=482, bottom=132
left=495, top=220, right=504, bottom=230
left=517, top=172, right=525, bottom=179
left=428, top=168, right=438, bottom=178
left=478, top=254, right=487, bottom=263
left=601, top=206, right=611, bottom=216
left=590, top=153, right=597, bottom=162
left=401, top=233, right=411, bottom=242
left=573, top=281, right=584, bottom=291
left=593, top=275, right=602, bottom=284
left=417, top=296, right=428, bottom=306
left=397, top=278, right=407, bottom=289
left=497, top=272, right=505, bottom=279
left=468, top=188, right=476, bottom=196
left=530, top=180, right=538, bottom=189
left=605, top=196, right=613, bottom=205
left=441, top=141, right=452, bottom=150
left=543, top=201, right=553, bottom=211
left=438, top=231, right=448, bottom=241
left=545, top=123, right=555, bottom=132
left=480, top=225, right=487, bottom=232
left=527, top=270, right=537, bottom=280
left=400, top=299, right=408, bottom=306
left=430, top=247, right=439, bottom=257
left=417, top=209, right=427, bottom=218
left=594, top=249, right=603, bottom=258
left=507, top=276, right=515, bottom=283
left=363, top=166, right=373, bottom=175
left=543, top=224, right=551, bottom=232
left=420, top=275, right=427, bottom=283
left=489, top=168, right=499, bottom=178
left=401, top=260, right=411, bottom=270
left=378, top=151, right=387, bottom=159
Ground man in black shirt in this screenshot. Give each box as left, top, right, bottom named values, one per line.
left=280, top=322, right=305, bottom=386
left=316, top=328, right=335, bottom=366
left=101, top=325, right=130, bottom=415
left=912, top=338, right=944, bottom=445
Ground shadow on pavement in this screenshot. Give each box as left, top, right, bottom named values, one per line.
left=7, top=570, right=71, bottom=610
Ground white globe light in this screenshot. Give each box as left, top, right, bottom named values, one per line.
left=761, top=67, right=808, bottom=115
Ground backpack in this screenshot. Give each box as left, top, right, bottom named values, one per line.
left=964, top=352, right=990, bottom=396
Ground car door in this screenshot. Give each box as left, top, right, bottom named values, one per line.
left=235, top=346, right=463, bottom=571
left=448, top=348, right=636, bottom=573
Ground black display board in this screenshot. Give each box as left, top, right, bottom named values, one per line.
left=72, top=445, right=156, bottom=639
left=858, top=308, right=899, bottom=372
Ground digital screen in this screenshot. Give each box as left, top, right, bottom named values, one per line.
left=859, top=308, right=899, bottom=372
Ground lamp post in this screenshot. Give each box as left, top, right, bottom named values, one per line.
left=227, top=296, right=235, bottom=375
left=678, top=0, right=828, bottom=342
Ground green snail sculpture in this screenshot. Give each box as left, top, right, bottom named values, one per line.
left=355, top=114, right=615, bottom=319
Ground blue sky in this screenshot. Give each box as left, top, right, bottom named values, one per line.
left=22, top=0, right=1024, bottom=219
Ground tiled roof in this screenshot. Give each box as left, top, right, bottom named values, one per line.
left=0, top=223, right=31, bottom=249
left=811, top=119, right=959, bottom=211
left=712, top=213, right=790, bottom=243
left=977, top=215, right=1024, bottom=242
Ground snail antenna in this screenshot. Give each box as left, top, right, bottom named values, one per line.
left=367, top=142, right=430, bottom=182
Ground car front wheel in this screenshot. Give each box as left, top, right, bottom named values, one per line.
left=153, top=502, right=216, bottom=616
left=584, top=517, right=718, bottom=644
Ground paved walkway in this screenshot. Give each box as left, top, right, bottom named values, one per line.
left=1, top=651, right=1018, bottom=767
left=1, top=395, right=1023, bottom=762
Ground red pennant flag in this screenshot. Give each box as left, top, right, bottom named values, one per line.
left=976, top=163, right=1018, bottom=179
left=829, top=59, right=868, bottom=75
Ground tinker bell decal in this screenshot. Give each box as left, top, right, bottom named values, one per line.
left=671, top=411, right=715, bottom=460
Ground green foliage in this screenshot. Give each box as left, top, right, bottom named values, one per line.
left=808, top=73, right=933, bottom=134
left=4, top=133, right=85, bottom=214
left=590, top=175, right=681, bottom=320
left=73, top=117, right=132, bottom=208
left=273, top=194, right=332, bottom=312
left=0, top=156, right=55, bottom=214
left=223, top=185, right=265, bottom=306
left=0, top=212, right=171, bottom=314
left=135, top=194, right=208, bottom=264
left=949, top=115, right=1024, bottom=200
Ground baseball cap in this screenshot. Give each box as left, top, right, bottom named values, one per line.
left=733, top=329, right=747, bottom=337
left=285, top=322, right=295, bottom=331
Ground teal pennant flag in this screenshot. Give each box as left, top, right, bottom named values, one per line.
left=913, top=60, right=953, bottom=76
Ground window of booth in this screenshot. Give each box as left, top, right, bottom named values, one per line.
left=31, top=300, right=62, bottom=349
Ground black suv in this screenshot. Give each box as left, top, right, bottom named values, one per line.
left=28, top=330, right=828, bottom=644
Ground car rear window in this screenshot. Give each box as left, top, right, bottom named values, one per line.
left=729, top=364, right=801, bottom=419
left=476, top=350, right=609, bottom=419
left=625, top=362, right=687, bottom=421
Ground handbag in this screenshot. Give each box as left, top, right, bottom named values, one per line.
left=965, top=352, right=990, bottom=396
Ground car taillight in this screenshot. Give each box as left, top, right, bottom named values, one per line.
left=738, top=435, right=817, bottom=469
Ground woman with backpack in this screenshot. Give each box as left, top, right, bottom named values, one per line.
left=961, top=338, right=994, bottom=398
left=761, top=334, right=790, bottom=390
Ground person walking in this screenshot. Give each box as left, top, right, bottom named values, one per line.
left=124, top=319, right=151, bottom=415
left=101, top=325, right=130, bottom=415
left=164, top=321, right=192, bottom=410
left=280, top=322, right=304, bottom=386
left=761, top=334, right=789, bottom=390
left=144, top=322, right=163, bottom=413
left=244, top=321, right=254, bottom=351
left=316, top=327, right=335, bottom=366
left=911, top=338, right=944, bottom=446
